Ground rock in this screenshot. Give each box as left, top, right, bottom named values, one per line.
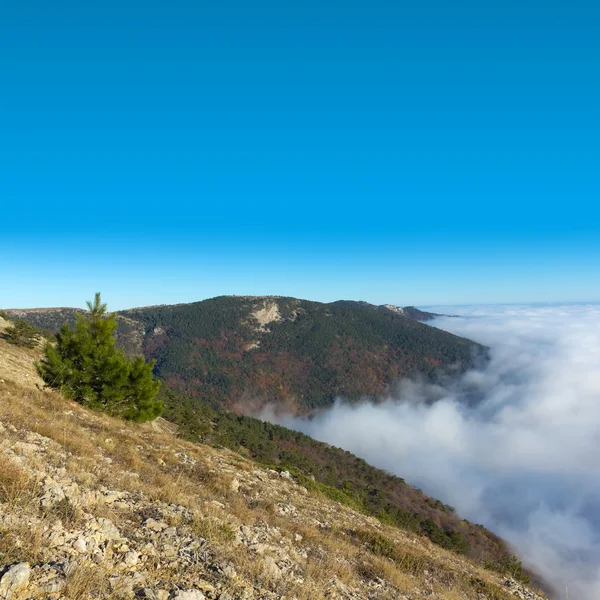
left=252, top=543, right=270, bottom=555
left=73, top=537, right=87, bottom=553
left=172, top=591, right=206, bottom=600
left=48, top=531, right=66, bottom=547
left=161, top=527, right=177, bottom=538
left=40, top=479, right=66, bottom=508
left=144, top=518, right=167, bottom=532
left=262, top=556, right=282, bottom=580
left=12, top=441, right=40, bottom=456
left=140, top=543, right=158, bottom=557
left=108, top=576, right=121, bottom=590
left=276, top=503, right=296, bottom=516
left=219, top=563, right=237, bottom=579
left=39, top=580, right=65, bottom=594
left=103, top=492, right=120, bottom=504
left=502, top=578, right=544, bottom=600
left=161, top=544, right=178, bottom=559
left=137, top=589, right=169, bottom=600
left=97, top=517, right=122, bottom=540
left=0, top=562, right=31, bottom=598
left=124, top=550, right=140, bottom=567
left=279, top=470, right=291, bottom=479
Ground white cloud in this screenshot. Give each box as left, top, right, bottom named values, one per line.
left=266, top=304, right=600, bottom=599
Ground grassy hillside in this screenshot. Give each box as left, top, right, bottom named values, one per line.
left=0, top=329, right=544, bottom=600
left=161, top=386, right=531, bottom=580
left=4, top=296, right=475, bottom=413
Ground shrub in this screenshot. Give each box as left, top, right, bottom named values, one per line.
left=485, top=554, right=530, bottom=585
left=36, top=293, right=162, bottom=422
left=4, top=320, right=41, bottom=348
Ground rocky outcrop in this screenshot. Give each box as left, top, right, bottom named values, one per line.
left=381, top=304, right=405, bottom=315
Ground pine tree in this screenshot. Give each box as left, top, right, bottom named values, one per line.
left=36, top=293, right=162, bottom=422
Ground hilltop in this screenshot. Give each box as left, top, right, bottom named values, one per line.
left=4, top=296, right=482, bottom=413
left=0, top=320, right=545, bottom=600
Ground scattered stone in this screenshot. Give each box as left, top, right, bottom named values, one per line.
left=262, top=556, right=282, bottom=580
left=219, top=563, right=237, bottom=579
left=0, top=562, right=31, bottom=599
left=124, top=550, right=140, bottom=567
left=145, top=518, right=167, bottom=532
left=172, top=591, right=206, bottom=600
left=137, top=589, right=169, bottom=600
left=161, top=526, right=177, bottom=538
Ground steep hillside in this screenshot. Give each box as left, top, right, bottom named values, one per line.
left=0, top=332, right=544, bottom=600
left=5, top=297, right=485, bottom=413
left=161, top=388, right=520, bottom=566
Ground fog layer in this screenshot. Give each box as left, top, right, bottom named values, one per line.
left=265, top=304, right=600, bottom=599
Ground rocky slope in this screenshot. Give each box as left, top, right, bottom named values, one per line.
left=0, top=323, right=546, bottom=600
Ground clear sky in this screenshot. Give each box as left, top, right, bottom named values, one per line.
left=2, top=1, right=599, bottom=310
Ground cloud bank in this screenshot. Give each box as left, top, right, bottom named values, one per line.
left=265, top=304, right=600, bottom=599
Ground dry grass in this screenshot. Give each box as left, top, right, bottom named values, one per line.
left=0, top=521, right=47, bottom=565
left=0, top=338, right=540, bottom=600
left=0, top=333, right=43, bottom=387
left=60, top=562, right=112, bottom=599
left=0, top=454, right=39, bottom=508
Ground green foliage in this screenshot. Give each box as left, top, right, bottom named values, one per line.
left=355, top=529, right=399, bottom=560
left=298, top=475, right=365, bottom=511
left=10, top=296, right=486, bottom=412
left=0, top=311, right=9, bottom=320
left=421, top=519, right=470, bottom=554
left=402, top=306, right=440, bottom=321
left=121, top=296, right=486, bottom=411
left=469, top=577, right=513, bottom=600
left=485, top=554, right=531, bottom=585
left=36, top=294, right=162, bottom=422
left=4, top=320, right=41, bottom=348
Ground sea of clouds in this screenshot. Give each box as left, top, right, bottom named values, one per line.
left=263, top=304, right=600, bottom=600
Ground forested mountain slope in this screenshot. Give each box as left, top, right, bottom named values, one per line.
left=5, top=296, right=484, bottom=413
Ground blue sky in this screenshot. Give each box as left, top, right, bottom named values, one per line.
left=2, top=1, right=599, bottom=310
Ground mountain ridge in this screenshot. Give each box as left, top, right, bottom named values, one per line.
left=3, top=296, right=484, bottom=414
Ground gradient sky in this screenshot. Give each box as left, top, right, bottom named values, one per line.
left=2, top=1, right=599, bottom=310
